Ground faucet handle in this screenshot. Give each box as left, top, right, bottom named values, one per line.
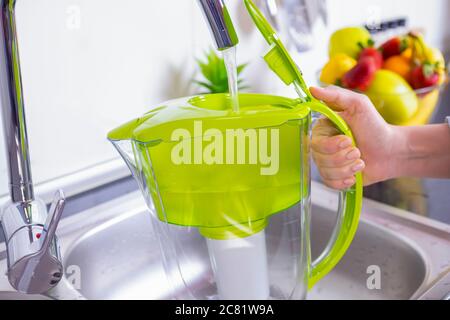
left=3, top=190, right=65, bottom=293
left=39, top=190, right=65, bottom=254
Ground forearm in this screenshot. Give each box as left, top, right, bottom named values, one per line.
left=391, top=124, right=450, bottom=179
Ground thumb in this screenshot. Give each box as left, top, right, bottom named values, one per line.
left=310, top=86, right=364, bottom=113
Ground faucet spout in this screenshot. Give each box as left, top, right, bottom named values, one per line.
left=0, top=0, right=34, bottom=203
left=198, top=0, right=239, bottom=50
left=0, top=0, right=65, bottom=294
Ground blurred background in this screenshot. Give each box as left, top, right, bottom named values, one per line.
left=0, top=0, right=449, bottom=222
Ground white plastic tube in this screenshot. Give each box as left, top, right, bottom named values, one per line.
left=206, top=230, right=270, bottom=300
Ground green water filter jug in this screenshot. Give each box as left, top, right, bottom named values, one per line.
left=107, top=0, right=363, bottom=300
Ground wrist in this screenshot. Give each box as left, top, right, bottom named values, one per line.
left=386, top=125, right=410, bottom=180
left=387, top=124, right=450, bottom=179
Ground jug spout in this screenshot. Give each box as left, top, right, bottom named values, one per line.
left=111, top=139, right=139, bottom=176
left=108, top=119, right=145, bottom=189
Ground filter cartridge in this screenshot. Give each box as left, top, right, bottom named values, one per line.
left=207, top=230, right=270, bottom=300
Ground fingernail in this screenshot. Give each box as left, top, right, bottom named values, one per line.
left=339, top=139, right=352, bottom=149
left=346, top=149, right=360, bottom=160
left=352, top=161, right=365, bottom=173
left=344, top=178, right=355, bottom=186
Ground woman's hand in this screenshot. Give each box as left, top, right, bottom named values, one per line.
left=311, top=86, right=397, bottom=190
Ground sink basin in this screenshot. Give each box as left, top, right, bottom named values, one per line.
left=63, top=201, right=427, bottom=300
left=2, top=182, right=450, bottom=300
left=57, top=183, right=439, bottom=300
left=64, top=206, right=167, bottom=300
left=309, top=210, right=426, bottom=299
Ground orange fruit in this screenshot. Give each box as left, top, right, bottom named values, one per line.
left=383, top=55, right=412, bottom=82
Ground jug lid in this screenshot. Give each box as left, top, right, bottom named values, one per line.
left=108, top=93, right=309, bottom=144
left=243, top=0, right=313, bottom=102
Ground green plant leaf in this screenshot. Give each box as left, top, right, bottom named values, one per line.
left=194, top=48, right=250, bottom=94
left=194, top=81, right=215, bottom=92
left=237, top=63, right=248, bottom=74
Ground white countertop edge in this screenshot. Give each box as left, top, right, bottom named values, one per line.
left=0, top=159, right=131, bottom=207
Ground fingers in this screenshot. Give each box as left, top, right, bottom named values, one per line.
left=317, top=159, right=365, bottom=191
left=312, top=134, right=353, bottom=155
left=317, top=159, right=365, bottom=180
left=310, top=86, right=367, bottom=113
left=310, top=92, right=367, bottom=190
left=312, top=118, right=352, bottom=155
left=312, top=129, right=365, bottom=190
left=313, top=145, right=361, bottom=168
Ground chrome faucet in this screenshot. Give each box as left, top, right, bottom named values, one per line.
left=0, top=0, right=65, bottom=294
left=197, top=0, right=239, bottom=50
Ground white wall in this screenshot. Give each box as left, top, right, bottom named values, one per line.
left=0, top=0, right=448, bottom=198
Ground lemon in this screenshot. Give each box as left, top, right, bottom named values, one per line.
left=366, top=70, right=418, bottom=125
left=329, top=27, right=372, bottom=59
left=320, top=54, right=357, bottom=85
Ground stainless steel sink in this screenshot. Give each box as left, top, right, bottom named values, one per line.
left=1, top=182, right=450, bottom=300
left=309, top=211, right=426, bottom=300
left=0, top=292, right=50, bottom=300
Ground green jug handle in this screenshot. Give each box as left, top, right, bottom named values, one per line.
left=307, top=100, right=363, bottom=290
